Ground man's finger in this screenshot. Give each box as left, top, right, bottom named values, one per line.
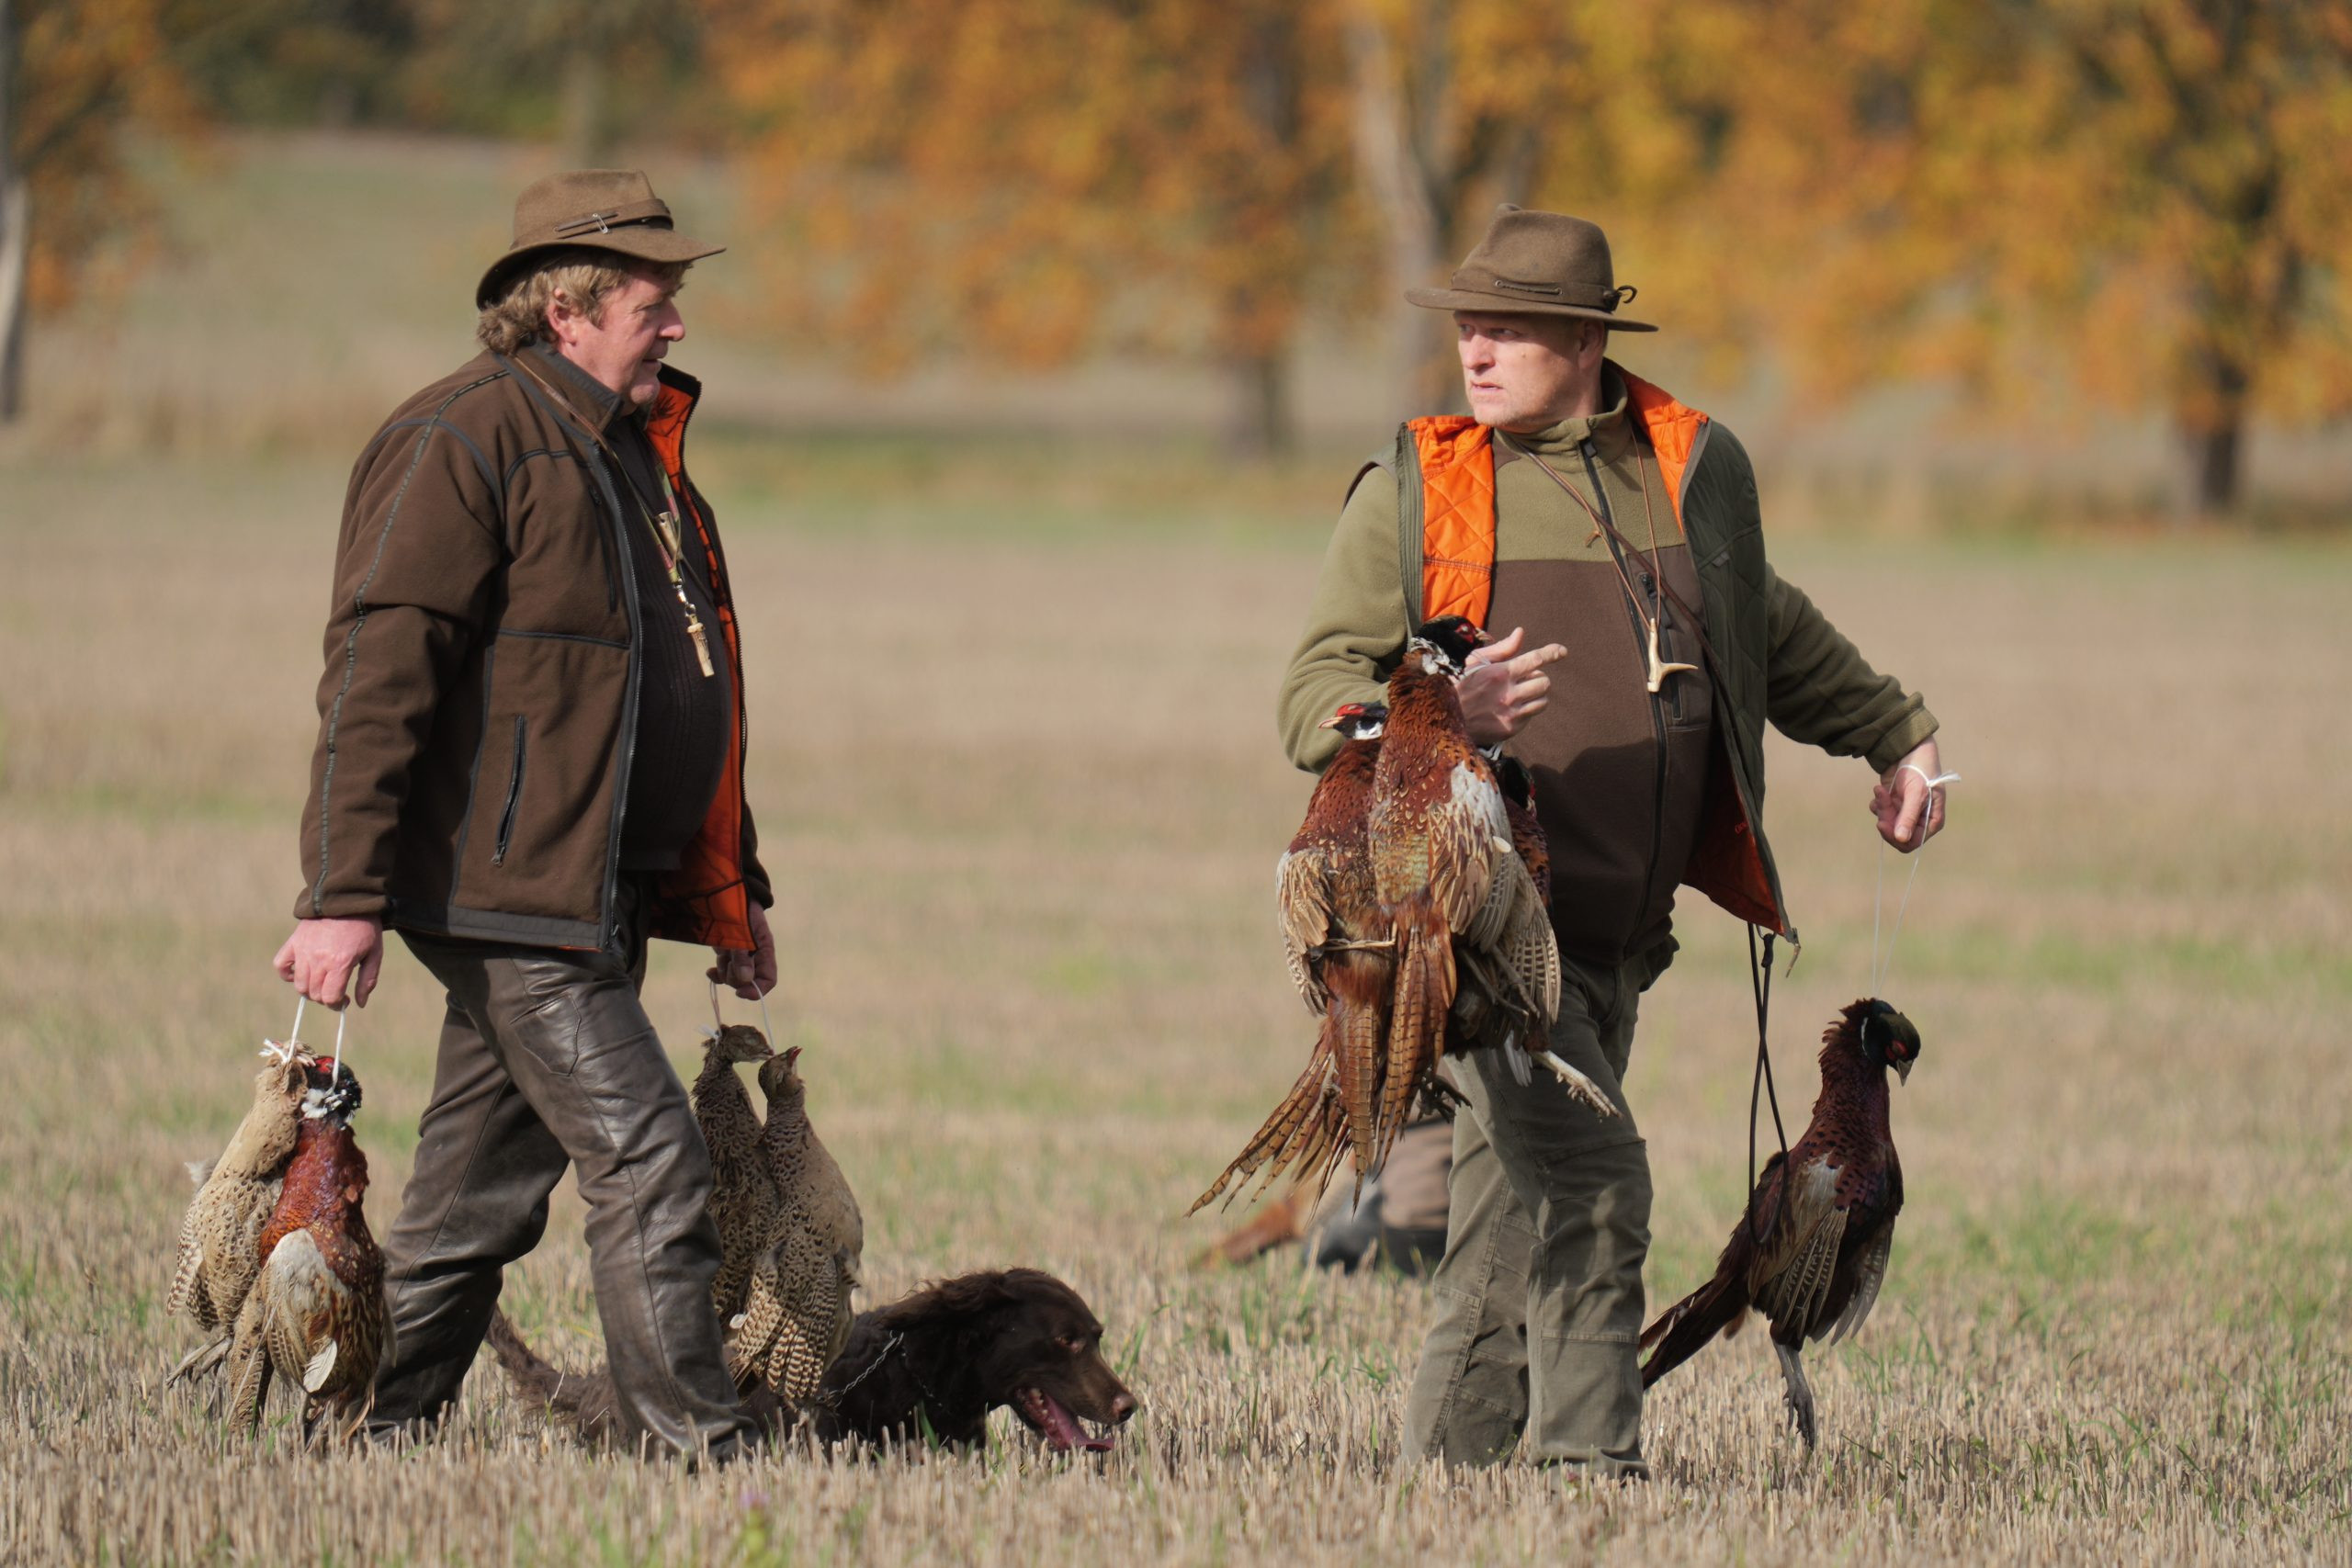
left=1511, top=671, right=1551, bottom=702
left=1506, top=643, right=1569, bottom=677
left=1894, top=780, right=1925, bottom=847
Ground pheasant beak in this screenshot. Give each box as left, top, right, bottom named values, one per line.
left=1317, top=714, right=1343, bottom=730
left=1894, top=1056, right=1914, bottom=1085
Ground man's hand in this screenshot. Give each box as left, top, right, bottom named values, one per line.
left=1871, top=739, right=1951, bottom=852
left=707, top=899, right=778, bottom=1001
left=274, top=916, right=384, bottom=1009
left=1455, top=626, right=1569, bottom=747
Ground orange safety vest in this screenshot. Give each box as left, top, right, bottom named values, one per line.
left=642, top=379, right=757, bottom=953
left=1396, top=372, right=1792, bottom=938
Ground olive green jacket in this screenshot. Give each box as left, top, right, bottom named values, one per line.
left=1278, top=386, right=1938, bottom=942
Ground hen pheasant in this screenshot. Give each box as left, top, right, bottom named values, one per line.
left=694, top=1022, right=780, bottom=1323
left=1639, top=998, right=1921, bottom=1447
left=1193, top=702, right=1391, bottom=1213
left=728, top=1046, right=865, bottom=1400
left=225, top=1062, right=390, bottom=1444
left=1368, top=617, right=1609, bottom=1168
left=165, top=1043, right=311, bottom=1384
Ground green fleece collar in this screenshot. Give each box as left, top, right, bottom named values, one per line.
left=1502, top=366, right=1634, bottom=464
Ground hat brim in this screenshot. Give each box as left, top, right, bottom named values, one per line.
left=1403, top=286, right=1657, bottom=332
left=477, top=229, right=726, bottom=309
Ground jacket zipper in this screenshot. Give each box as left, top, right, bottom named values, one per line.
left=492, top=717, right=526, bottom=865
left=497, top=351, right=643, bottom=951
left=1582, top=437, right=1673, bottom=924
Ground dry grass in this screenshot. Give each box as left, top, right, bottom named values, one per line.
left=4, top=128, right=2350, bottom=1568
left=2, top=434, right=2348, bottom=1564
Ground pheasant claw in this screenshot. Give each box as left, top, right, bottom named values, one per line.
left=1537, top=1051, right=1617, bottom=1117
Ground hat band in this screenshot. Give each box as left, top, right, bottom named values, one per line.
left=548, top=197, right=674, bottom=240
left=1468, top=273, right=1634, bottom=311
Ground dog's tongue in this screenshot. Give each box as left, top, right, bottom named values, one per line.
left=1037, top=1390, right=1115, bottom=1453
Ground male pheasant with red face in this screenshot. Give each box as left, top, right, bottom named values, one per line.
left=729, top=1046, right=865, bottom=1401
left=694, top=1021, right=780, bottom=1324
left=1369, top=617, right=1610, bottom=1169
left=225, top=1061, right=390, bottom=1443
left=166, top=1044, right=311, bottom=1384
left=1639, top=998, right=1922, bottom=1447
left=1193, top=701, right=1392, bottom=1213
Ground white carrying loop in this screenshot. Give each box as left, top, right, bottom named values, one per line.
left=1871, top=763, right=1961, bottom=995
left=277, top=968, right=358, bottom=1086
left=710, top=969, right=779, bottom=1043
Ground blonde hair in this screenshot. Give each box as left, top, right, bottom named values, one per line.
left=476, top=249, right=688, bottom=355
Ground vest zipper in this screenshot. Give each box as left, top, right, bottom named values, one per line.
left=1582, top=437, right=1674, bottom=927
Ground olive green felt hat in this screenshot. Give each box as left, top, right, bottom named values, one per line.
left=1405, top=205, right=1657, bottom=332
left=476, top=170, right=724, bottom=309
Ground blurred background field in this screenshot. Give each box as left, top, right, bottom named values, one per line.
left=5, top=6, right=2352, bottom=1564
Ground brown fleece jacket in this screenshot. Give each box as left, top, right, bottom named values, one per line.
left=298, top=350, right=769, bottom=953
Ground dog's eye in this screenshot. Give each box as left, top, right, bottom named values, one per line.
left=1056, top=1336, right=1084, bottom=1355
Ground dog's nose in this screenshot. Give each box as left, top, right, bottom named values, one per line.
left=1110, top=1391, right=1138, bottom=1425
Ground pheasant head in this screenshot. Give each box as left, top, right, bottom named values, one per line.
left=703, top=1022, right=775, bottom=1066
left=1840, top=998, right=1923, bottom=1085
left=1317, top=702, right=1388, bottom=741
left=756, top=1045, right=807, bottom=1113
left=300, top=1059, right=365, bottom=1126
left=1406, top=616, right=1489, bottom=677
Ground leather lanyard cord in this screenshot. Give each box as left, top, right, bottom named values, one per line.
left=1744, top=926, right=1790, bottom=1246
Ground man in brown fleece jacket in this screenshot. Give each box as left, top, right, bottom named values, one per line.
left=1279, top=208, right=1951, bottom=1477
left=272, top=172, right=773, bottom=1460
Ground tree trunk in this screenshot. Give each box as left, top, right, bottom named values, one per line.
left=560, top=46, right=611, bottom=167
left=0, top=0, right=21, bottom=423
left=1223, top=348, right=1293, bottom=459
left=0, top=180, right=24, bottom=423
left=1343, top=4, right=1454, bottom=422
left=2184, top=417, right=2242, bottom=519
left=2178, top=344, right=2250, bottom=519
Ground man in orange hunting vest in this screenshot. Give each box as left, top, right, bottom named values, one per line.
left=1278, top=207, right=1951, bottom=1477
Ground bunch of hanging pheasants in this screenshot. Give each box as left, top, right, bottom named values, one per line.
left=166, top=1042, right=389, bottom=1445
left=1194, top=616, right=1614, bottom=1213
left=1193, top=615, right=1928, bottom=1450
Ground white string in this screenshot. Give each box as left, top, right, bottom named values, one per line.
left=288, top=995, right=308, bottom=1049
left=1871, top=764, right=1961, bottom=995
left=711, top=969, right=779, bottom=1042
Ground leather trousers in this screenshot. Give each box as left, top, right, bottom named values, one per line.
left=368, top=879, right=751, bottom=1459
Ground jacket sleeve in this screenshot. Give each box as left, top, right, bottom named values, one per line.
left=1761, top=561, right=1939, bottom=773
left=1276, top=472, right=1407, bottom=772
left=297, top=421, right=505, bottom=920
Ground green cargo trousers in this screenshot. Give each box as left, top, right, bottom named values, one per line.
left=1398, top=950, right=1655, bottom=1476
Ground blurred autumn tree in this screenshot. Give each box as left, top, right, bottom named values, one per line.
left=695, top=0, right=1362, bottom=455
left=1706, top=0, right=2352, bottom=515
left=2, top=0, right=205, bottom=421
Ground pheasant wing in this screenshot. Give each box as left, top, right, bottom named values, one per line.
left=1275, top=846, right=1338, bottom=1015
left=1826, top=1222, right=1895, bottom=1346
left=1748, top=1156, right=1850, bottom=1339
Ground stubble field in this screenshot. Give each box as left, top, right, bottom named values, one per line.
left=2, top=436, right=2347, bottom=1565
left=2, top=131, right=2349, bottom=1568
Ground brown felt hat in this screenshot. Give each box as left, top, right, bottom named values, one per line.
left=476, top=170, right=725, bottom=309
left=1405, top=205, right=1657, bottom=332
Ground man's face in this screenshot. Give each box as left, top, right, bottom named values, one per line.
left=550, top=265, right=685, bottom=407
left=1456, top=310, right=1604, bottom=432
